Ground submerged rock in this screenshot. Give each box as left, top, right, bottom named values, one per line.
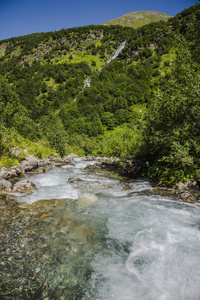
left=0, top=192, right=102, bottom=299
left=78, top=193, right=98, bottom=207
left=68, top=177, right=83, bottom=184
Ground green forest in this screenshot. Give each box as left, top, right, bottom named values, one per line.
left=0, top=3, right=199, bottom=183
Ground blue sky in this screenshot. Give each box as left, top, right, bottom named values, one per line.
left=0, top=0, right=197, bottom=41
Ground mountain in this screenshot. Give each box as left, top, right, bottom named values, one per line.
left=0, top=3, right=200, bottom=182
left=101, top=11, right=172, bottom=28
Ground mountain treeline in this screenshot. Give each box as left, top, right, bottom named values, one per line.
left=0, top=3, right=199, bottom=182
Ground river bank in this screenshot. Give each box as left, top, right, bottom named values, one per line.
left=0, top=154, right=199, bottom=204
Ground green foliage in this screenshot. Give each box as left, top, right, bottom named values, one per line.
left=99, top=124, right=142, bottom=159
left=143, top=44, right=200, bottom=182
left=0, top=75, right=41, bottom=140
left=0, top=124, right=5, bottom=157
left=42, top=113, right=69, bottom=156
left=0, top=124, right=55, bottom=166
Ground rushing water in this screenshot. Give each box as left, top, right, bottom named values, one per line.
left=5, top=158, right=200, bottom=299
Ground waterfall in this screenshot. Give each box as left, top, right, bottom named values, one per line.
left=105, top=40, right=127, bottom=64
left=73, top=41, right=126, bottom=101
left=83, top=78, right=91, bottom=88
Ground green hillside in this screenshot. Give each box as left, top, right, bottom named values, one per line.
left=101, top=11, right=172, bottom=28
left=0, top=3, right=200, bottom=182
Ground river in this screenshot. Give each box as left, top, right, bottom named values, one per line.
left=1, top=157, right=200, bottom=299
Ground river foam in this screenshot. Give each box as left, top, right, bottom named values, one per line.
left=15, top=158, right=200, bottom=299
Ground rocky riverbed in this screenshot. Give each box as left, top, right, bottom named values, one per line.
left=0, top=155, right=200, bottom=299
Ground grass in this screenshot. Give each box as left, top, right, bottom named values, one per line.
left=0, top=125, right=56, bottom=167
left=51, top=51, right=107, bottom=70
left=102, top=11, right=172, bottom=28
left=160, top=49, right=176, bottom=75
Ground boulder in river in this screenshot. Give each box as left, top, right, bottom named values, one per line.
left=12, top=180, right=36, bottom=193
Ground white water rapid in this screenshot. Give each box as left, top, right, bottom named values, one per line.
left=17, top=158, right=200, bottom=299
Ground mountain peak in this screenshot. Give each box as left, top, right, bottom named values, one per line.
left=101, top=11, right=172, bottom=28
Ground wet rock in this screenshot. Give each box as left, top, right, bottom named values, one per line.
left=78, top=193, right=98, bottom=207
left=31, top=167, right=46, bottom=174
left=33, top=199, right=58, bottom=208
left=85, top=162, right=101, bottom=170
left=121, top=159, right=147, bottom=178
left=69, top=178, right=113, bottom=193
left=40, top=212, right=50, bottom=220
left=147, top=187, right=179, bottom=198
left=174, top=181, right=198, bottom=203
left=145, top=183, right=198, bottom=204
left=68, top=178, right=83, bottom=184
left=180, top=191, right=196, bottom=203
left=12, top=180, right=36, bottom=193
left=0, top=179, right=12, bottom=192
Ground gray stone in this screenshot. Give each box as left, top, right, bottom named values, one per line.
left=180, top=191, right=196, bottom=203
left=22, top=159, right=38, bottom=172
left=0, top=179, right=12, bottom=192
left=38, top=159, right=50, bottom=167
left=11, top=148, right=21, bottom=156
left=15, top=164, right=25, bottom=176
left=12, top=180, right=36, bottom=193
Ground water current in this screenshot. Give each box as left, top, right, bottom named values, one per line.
left=5, top=158, right=200, bottom=299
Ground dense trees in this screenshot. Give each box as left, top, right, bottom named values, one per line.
left=143, top=45, right=200, bottom=182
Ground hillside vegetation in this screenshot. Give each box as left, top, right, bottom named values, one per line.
left=0, top=3, right=200, bottom=182
left=102, top=11, right=171, bottom=28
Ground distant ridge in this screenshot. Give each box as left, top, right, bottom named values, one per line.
left=101, top=11, right=172, bottom=28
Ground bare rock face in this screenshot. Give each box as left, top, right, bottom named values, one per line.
left=12, top=180, right=36, bottom=193
left=0, top=179, right=12, bottom=192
